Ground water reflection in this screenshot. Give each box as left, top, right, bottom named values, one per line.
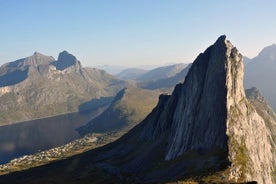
left=0, top=110, right=101, bottom=164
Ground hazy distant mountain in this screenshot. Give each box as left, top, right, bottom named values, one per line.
left=140, top=63, right=191, bottom=90
left=116, top=63, right=188, bottom=82
left=138, top=63, right=188, bottom=81
left=0, top=51, right=129, bottom=125
left=94, top=65, right=128, bottom=75
left=116, top=68, right=148, bottom=80
left=78, top=87, right=160, bottom=135
left=244, top=43, right=276, bottom=111
left=243, top=56, right=251, bottom=65
left=2, top=36, right=275, bottom=183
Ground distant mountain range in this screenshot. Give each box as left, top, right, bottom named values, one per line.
left=95, top=64, right=159, bottom=75
left=244, top=43, right=276, bottom=111
left=0, top=51, right=129, bottom=125
left=116, top=68, right=148, bottom=80
left=1, top=36, right=275, bottom=184
left=116, top=63, right=188, bottom=81
left=140, top=64, right=191, bottom=90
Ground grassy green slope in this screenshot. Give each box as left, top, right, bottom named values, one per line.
left=78, top=87, right=160, bottom=135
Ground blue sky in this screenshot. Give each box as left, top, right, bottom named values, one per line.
left=0, top=0, right=275, bottom=67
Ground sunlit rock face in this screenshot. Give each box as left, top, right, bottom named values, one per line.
left=138, top=35, right=275, bottom=183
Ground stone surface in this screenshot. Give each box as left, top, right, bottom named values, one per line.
left=0, top=51, right=129, bottom=125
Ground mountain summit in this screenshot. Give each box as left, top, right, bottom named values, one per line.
left=0, top=51, right=128, bottom=125
left=0, top=36, right=275, bottom=183
left=94, top=35, right=274, bottom=183
left=52, top=51, right=81, bottom=71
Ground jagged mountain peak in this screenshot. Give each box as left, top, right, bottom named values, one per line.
left=52, top=50, right=81, bottom=71
left=108, top=35, right=274, bottom=183
left=58, top=50, right=76, bottom=59
left=27, top=51, right=54, bottom=63
left=32, top=51, right=46, bottom=56
left=256, top=43, right=276, bottom=61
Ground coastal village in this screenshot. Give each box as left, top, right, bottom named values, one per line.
left=0, top=132, right=119, bottom=175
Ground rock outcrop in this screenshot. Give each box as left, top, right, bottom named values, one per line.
left=138, top=35, right=275, bottom=183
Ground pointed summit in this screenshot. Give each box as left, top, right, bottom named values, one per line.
left=256, top=43, right=276, bottom=61
left=84, top=35, right=273, bottom=183
left=52, top=51, right=81, bottom=71
left=26, top=51, right=54, bottom=66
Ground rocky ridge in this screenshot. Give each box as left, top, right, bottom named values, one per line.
left=0, top=51, right=128, bottom=125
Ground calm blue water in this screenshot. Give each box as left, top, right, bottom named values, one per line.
left=0, top=111, right=100, bottom=165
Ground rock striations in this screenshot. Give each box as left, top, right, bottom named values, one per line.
left=0, top=36, right=275, bottom=183
left=137, top=35, right=275, bottom=183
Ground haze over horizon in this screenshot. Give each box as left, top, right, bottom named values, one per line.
left=1, top=0, right=276, bottom=67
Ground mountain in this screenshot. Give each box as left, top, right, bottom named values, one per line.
left=94, top=65, right=128, bottom=75
left=244, top=44, right=276, bottom=111
left=116, top=63, right=188, bottom=82
left=138, top=63, right=188, bottom=81
left=0, top=36, right=275, bottom=184
left=243, top=56, right=251, bottom=65
left=95, top=64, right=159, bottom=75
left=0, top=51, right=129, bottom=125
left=78, top=87, right=160, bottom=135
left=245, top=87, right=276, bottom=140
left=140, top=63, right=191, bottom=90
left=116, top=68, right=148, bottom=80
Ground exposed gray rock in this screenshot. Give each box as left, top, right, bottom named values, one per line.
left=137, top=35, right=275, bottom=183
left=93, top=35, right=275, bottom=183
left=52, top=51, right=81, bottom=71
left=0, top=51, right=129, bottom=125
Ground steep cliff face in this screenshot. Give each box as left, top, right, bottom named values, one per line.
left=132, top=35, right=275, bottom=183
left=139, top=35, right=275, bottom=183
left=224, top=40, right=273, bottom=183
